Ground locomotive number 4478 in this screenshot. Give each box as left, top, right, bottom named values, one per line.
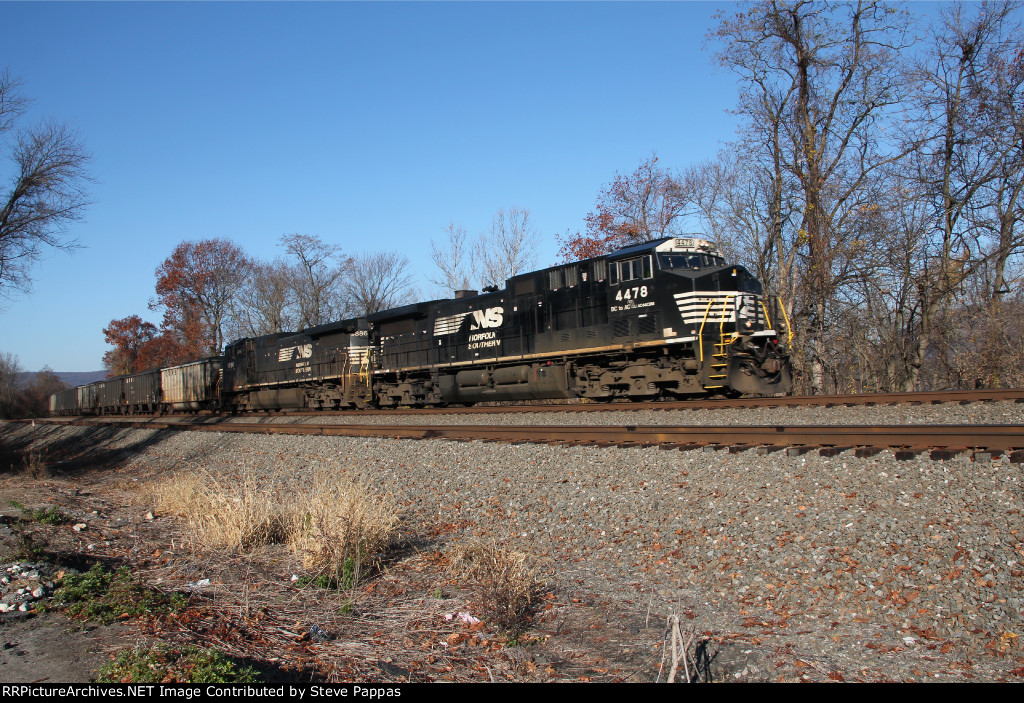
left=615, top=286, right=649, bottom=301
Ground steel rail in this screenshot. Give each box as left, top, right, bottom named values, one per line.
left=35, top=417, right=1024, bottom=452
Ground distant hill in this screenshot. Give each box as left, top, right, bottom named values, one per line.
left=15, top=370, right=107, bottom=389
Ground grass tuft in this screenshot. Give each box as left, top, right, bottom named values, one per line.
left=17, top=445, right=50, bottom=479
left=27, top=505, right=69, bottom=525
left=449, top=539, right=546, bottom=634
left=152, top=473, right=286, bottom=550
left=286, top=469, right=400, bottom=588
left=8, top=500, right=69, bottom=525
left=151, top=468, right=400, bottom=587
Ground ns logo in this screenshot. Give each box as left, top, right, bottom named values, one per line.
left=278, top=344, right=313, bottom=363
left=470, top=307, right=504, bottom=330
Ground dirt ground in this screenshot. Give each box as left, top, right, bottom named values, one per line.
left=1, top=428, right=774, bottom=685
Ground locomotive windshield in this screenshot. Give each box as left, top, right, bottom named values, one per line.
left=659, top=253, right=723, bottom=270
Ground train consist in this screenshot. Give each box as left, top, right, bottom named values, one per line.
left=50, top=237, right=793, bottom=415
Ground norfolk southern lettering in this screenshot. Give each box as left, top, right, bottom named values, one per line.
left=467, top=330, right=500, bottom=350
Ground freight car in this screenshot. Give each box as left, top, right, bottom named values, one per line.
left=56, top=359, right=222, bottom=416
left=49, top=387, right=79, bottom=416
left=51, top=237, right=792, bottom=415
left=160, top=358, right=223, bottom=413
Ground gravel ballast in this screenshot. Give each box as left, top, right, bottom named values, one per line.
left=4, top=407, right=1023, bottom=681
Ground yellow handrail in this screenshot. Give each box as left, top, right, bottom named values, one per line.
left=358, top=350, right=370, bottom=385
left=759, top=300, right=773, bottom=330
left=717, top=295, right=733, bottom=346
left=776, top=297, right=794, bottom=346
left=697, top=299, right=714, bottom=362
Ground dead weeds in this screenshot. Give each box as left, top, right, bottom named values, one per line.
left=448, top=539, right=548, bottom=635
left=148, top=467, right=401, bottom=588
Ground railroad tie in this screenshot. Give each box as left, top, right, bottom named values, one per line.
left=818, top=446, right=853, bottom=457
left=894, top=448, right=925, bottom=461
left=929, top=448, right=966, bottom=461
left=728, top=444, right=756, bottom=454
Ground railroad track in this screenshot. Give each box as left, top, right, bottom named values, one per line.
left=25, top=416, right=1024, bottom=462
left=38, top=388, right=1024, bottom=420
left=241, top=387, right=1024, bottom=415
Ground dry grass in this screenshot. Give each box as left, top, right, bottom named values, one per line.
left=287, top=469, right=401, bottom=586
left=150, top=468, right=401, bottom=584
left=21, top=444, right=50, bottom=479
left=449, top=539, right=546, bottom=634
left=153, top=473, right=286, bottom=550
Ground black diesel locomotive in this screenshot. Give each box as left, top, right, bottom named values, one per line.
left=51, top=237, right=792, bottom=415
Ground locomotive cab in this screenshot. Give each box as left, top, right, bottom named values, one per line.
left=651, top=237, right=790, bottom=394
left=592, top=236, right=791, bottom=397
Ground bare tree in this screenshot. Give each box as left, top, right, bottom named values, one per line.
left=964, top=2, right=1024, bottom=300
left=888, top=1, right=1024, bottom=389
left=345, top=251, right=416, bottom=315
left=228, top=234, right=352, bottom=337
left=429, top=221, right=478, bottom=296
left=0, top=351, right=21, bottom=418
left=280, top=233, right=352, bottom=328
left=558, top=157, right=693, bottom=261
left=229, top=259, right=297, bottom=337
left=14, top=366, right=65, bottom=418
left=680, top=154, right=794, bottom=285
left=711, top=0, right=913, bottom=393
left=479, top=207, right=539, bottom=289
left=0, top=69, right=91, bottom=305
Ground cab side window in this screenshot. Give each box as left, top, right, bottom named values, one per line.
left=615, top=256, right=653, bottom=282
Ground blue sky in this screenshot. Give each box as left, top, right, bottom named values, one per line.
left=0, top=1, right=934, bottom=371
